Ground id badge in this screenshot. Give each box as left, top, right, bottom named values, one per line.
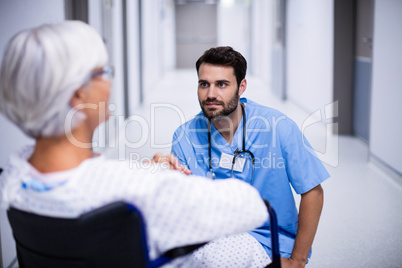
left=219, top=152, right=245, bottom=173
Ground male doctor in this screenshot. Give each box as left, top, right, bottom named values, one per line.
left=171, top=46, right=330, bottom=268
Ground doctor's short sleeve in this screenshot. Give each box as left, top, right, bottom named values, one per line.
left=171, top=125, right=189, bottom=168
left=278, top=118, right=330, bottom=194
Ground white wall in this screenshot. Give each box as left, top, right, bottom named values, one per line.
left=286, top=0, right=334, bottom=113
left=110, top=0, right=125, bottom=118
left=126, top=0, right=141, bottom=113
left=0, top=1, right=65, bottom=267
left=217, top=0, right=251, bottom=64
left=160, top=0, right=176, bottom=72
left=102, top=0, right=175, bottom=116
left=250, top=0, right=274, bottom=84
left=88, top=0, right=103, bottom=34
left=141, top=0, right=176, bottom=102
left=370, top=0, right=402, bottom=175
left=141, top=0, right=159, bottom=98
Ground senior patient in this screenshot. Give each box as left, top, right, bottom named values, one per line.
left=0, top=21, right=271, bottom=267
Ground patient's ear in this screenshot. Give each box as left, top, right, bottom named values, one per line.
left=69, top=88, right=85, bottom=107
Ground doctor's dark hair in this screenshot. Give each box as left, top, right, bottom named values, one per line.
left=195, top=46, right=247, bottom=87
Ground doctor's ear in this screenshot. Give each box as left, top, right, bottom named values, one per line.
left=239, top=79, right=247, bottom=96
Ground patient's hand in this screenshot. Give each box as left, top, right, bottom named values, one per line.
left=150, top=152, right=192, bottom=175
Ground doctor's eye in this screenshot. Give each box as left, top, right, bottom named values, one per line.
left=218, top=82, right=227, bottom=88
left=199, top=82, right=209, bottom=88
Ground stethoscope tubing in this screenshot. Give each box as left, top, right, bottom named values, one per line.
left=208, top=104, right=255, bottom=184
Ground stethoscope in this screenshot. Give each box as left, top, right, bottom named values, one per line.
left=207, top=104, right=255, bottom=185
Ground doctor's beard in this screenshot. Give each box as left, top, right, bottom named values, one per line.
left=200, top=90, right=239, bottom=119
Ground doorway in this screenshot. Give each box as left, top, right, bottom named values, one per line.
left=271, top=0, right=287, bottom=100
left=175, top=1, right=217, bottom=69
left=353, top=0, right=374, bottom=143
left=333, top=0, right=374, bottom=139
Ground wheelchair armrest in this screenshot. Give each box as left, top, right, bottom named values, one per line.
left=150, top=242, right=208, bottom=268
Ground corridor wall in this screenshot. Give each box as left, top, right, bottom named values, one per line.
left=141, top=0, right=175, bottom=102
left=286, top=0, right=334, bottom=113
left=370, top=0, right=402, bottom=175
left=250, top=0, right=274, bottom=85
left=217, top=1, right=251, bottom=66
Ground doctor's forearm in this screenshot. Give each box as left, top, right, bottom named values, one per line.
left=290, top=185, right=324, bottom=264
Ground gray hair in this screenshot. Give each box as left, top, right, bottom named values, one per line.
left=0, top=20, right=108, bottom=138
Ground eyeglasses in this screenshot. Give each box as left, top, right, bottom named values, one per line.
left=91, top=66, right=115, bottom=81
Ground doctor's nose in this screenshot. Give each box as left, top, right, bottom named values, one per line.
left=207, top=86, right=218, bottom=99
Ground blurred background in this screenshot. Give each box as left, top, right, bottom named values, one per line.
left=0, top=0, right=401, bottom=267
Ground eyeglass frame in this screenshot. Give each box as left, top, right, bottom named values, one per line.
left=90, top=66, right=115, bottom=81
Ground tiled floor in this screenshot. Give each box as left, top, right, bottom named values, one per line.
left=114, top=69, right=402, bottom=268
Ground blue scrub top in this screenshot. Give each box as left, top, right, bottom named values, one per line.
left=171, top=98, right=330, bottom=258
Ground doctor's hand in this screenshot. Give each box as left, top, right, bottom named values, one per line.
left=281, top=257, right=305, bottom=268
left=150, top=152, right=192, bottom=175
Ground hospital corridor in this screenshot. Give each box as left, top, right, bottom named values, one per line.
left=0, top=0, right=401, bottom=268
left=124, top=69, right=402, bottom=268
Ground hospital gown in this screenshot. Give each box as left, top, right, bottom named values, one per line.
left=0, top=146, right=271, bottom=267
